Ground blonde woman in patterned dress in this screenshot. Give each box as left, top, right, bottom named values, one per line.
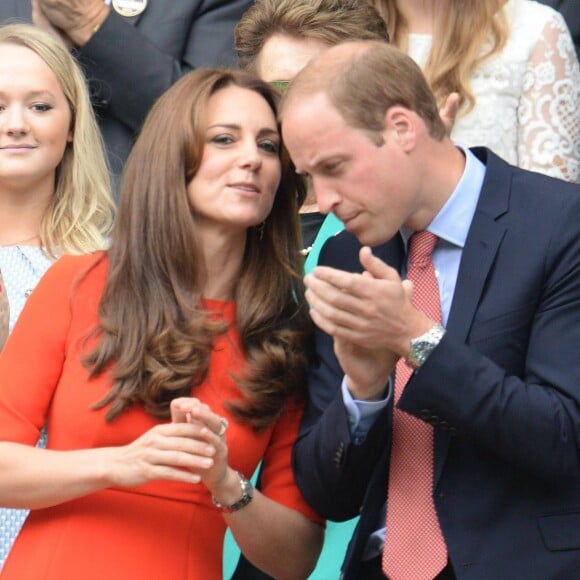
left=374, top=0, right=580, bottom=183
left=0, top=23, right=113, bottom=566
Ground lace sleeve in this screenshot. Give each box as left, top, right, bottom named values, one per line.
left=517, top=11, right=580, bottom=183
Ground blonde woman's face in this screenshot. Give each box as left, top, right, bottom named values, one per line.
left=187, top=86, right=282, bottom=236
left=0, top=44, right=72, bottom=194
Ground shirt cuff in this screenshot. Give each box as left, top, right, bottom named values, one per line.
left=341, top=377, right=391, bottom=444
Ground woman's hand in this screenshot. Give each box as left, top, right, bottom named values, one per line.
left=170, top=398, right=237, bottom=499
left=107, top=420, right=217, bottom=487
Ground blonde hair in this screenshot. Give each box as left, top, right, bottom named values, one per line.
left=0, top=23, right=114, bottom=257
left=374, top=0, right=508, bottom=114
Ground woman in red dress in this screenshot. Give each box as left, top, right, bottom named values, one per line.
left=0, top=65, right=323, bottom=579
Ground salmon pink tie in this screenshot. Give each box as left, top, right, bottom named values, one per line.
left=382, top=231, right=447, bottom=579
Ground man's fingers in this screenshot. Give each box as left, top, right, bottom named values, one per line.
left=401, top=279, right=414, bottom=302
left=359, top=246, right=400, bottom=281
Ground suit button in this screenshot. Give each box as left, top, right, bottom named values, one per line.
left=334, top=442, right=345, bottom=467
left=93, top=97, right=109, bottom=109
left=439, top=420, right=449, bottom=430
left=419, top=409, right=431, bottom=420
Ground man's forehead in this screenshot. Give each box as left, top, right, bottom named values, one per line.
left=284, top=96, right=361, bottom=166
left=282, top=90, right=333, bottom=122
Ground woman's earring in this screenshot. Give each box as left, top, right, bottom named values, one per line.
left=256, top=221, right=265, bottom=241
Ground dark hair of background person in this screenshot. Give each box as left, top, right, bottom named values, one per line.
left=235, top=0, right=389, bottom=73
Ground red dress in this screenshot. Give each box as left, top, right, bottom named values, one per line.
left=0, top=253, right=321, bottom=579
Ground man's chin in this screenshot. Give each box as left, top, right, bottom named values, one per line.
left=354, top=230, right=395, bottom=248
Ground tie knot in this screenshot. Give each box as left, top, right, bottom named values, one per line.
left=408, top=231, right=437, bottom=267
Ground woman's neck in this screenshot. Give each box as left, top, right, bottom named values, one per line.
left=0, top=189, right=49, bottom=246
left=199, top=230, right=246, bottom=301
left=398, top=0, right=437, bottom=34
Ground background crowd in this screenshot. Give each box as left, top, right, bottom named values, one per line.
left=0, top=1, right=579, bottom=579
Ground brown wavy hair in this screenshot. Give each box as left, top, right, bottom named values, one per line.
left=84, top=69, right=310, bottom=430
left=374, top=0, right=508, bottom=114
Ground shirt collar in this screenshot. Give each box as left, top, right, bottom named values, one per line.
left=401, top=146, right=486, bottom=249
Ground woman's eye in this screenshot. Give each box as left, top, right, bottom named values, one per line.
left=259, top=140, right=280, bottom=154
left=31, top=103, right=53, bottom=113
left=212, top=135, right=234, bottom=145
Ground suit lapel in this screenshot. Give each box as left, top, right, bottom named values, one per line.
left=374, top=232, right=405, bottom=272
left=434, top=148, right=511, bottom=485
left=446, top=215, right=506, bottom=341
left=446, top=148, right=511, bottom=341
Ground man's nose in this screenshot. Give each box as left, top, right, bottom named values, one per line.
left=312, top=176, right=339, bottom=215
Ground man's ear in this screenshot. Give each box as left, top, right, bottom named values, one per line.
left=382, top=106, right=417, bottom=151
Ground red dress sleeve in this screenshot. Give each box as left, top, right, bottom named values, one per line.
left=0, top=253, right=102, bottom=444
left=259, top=399, right=325, bottom=525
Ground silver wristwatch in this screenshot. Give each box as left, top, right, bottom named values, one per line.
left=212, top=472, right=254, bottom=513
left=405, top=323, right=446, bottom=370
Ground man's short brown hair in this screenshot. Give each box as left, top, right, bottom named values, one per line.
left=281, top=41, right=447, bottom=141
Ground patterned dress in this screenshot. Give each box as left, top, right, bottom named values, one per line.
left=0, top=246, right=54, bottom=567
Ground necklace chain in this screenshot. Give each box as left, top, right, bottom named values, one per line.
left=0, top=234, right=40, bottom=247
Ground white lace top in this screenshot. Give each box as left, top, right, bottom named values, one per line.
left=408, top=0, right=580, bottom=183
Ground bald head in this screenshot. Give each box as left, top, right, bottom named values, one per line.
left=280, top=41, right=446, bottom=140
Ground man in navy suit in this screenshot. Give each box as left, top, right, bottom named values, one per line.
left=281, top=41, right=580, bottom=579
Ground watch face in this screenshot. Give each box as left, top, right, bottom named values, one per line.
left=240, top=476, right=254, bottom=498
left=408, top=324, right=445, bottom=369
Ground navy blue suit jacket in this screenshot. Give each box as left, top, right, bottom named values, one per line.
left=293, top=148, right=580, bottom=579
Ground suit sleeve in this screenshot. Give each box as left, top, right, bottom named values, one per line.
left=399, top=190, right=580, bottom=483
left=78, top=0, right=252, bottom=132
left=292, top=236, right=392, bottom=521
left=258, top=400, right=323, bottom=525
